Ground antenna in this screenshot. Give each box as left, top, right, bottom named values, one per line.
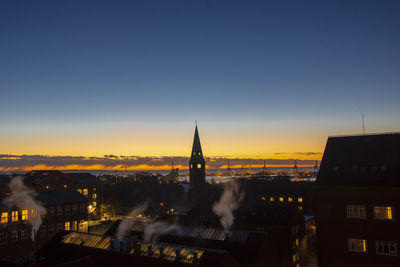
left=361, top=109, right=365, bottom=135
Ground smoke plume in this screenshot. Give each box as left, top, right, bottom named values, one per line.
left=116, top=202, right=148, bottom=240
left=143, top=218, right=180, bottom=243
left=2, top=176, right=47, bottom=240
left=212, top=180, right=245, bottom=233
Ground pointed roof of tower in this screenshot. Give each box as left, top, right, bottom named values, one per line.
left=191, top=125, right=203, bottom=155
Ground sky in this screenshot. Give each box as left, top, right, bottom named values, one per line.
left=1, top=1, right=400, bottom=170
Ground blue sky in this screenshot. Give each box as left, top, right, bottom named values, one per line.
left=0, top=0, right=399, bottom=159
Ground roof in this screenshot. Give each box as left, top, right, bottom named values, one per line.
left=317, top=133, right=400, bottom=186
left=36, top=190, right=87, bottom=205
left=0, top=174, right=35, bottom=188
left=65, top=173, right=100, bottom=184
left=189, top=126, right=205, bottom=163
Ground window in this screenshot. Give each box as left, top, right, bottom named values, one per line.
left=288, top=197, right=293, bottom=202
left=72, top=204, right=78, bottom=214
left=347, top=205, right=366, bottom=219
left=39, top=225, right=47, bottom=235
left=279, top=197, right=284, bottom=202
left=64, top=184, right=67, bottom=188
left=298, top=198, right=303, bottom=203
left=65, top=222, right=70, bottom=231
left=270, top=197, right=275, bottom=202
left=376, top=241, right=397, bottom=256
left=93, top=193, right=97, bottom=199
left=260, top=196, right=266, bottom=201
left=56, top=223, right=63, bottom=232
left=57, top=205, right=63, bottom=216
left=93, top=187, right=96, bottom=191
left=22, top=210, right=29, bottom=220
left=348, top=238, right=367, bottom=253
left=0, top=232, right=7, bottom=245
left=1, top=212, right=8, bottom=223
left=374, top=206, right=393, bottom=220
left=20, top=229, right=28, bottom=241
left=10, top=230, right=18, bottom=242
left=45, top=185, right=49, bottom=189
left=48, top=206, right=55, bottom=216
left=48, top=224, right=55, bottom=234
left=299, top=206, right=303, bottom=211
left=65, top=205, right=71, bottom=216
left=83, top=189, right=88, bottom=196
left=72, top=221, right=77, bottom=231
left=296, top=238, right=299, bottom=246
left=93, top=202, right=97, bottom=207
left=77, top=189, right=82, bottom=194
left=292, top=253, right=297, bottom=262
left=79, top=203, right=85, bottom=213
left=11, top=211, right=18, bottom=222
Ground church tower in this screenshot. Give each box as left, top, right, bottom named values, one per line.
left=187, top=125, right=206, bottom=209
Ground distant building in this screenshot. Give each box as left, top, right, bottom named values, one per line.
left=316, top=133, right=400, bottom=267
left=187, top=126, right=207, bottom=210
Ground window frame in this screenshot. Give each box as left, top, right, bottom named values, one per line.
left=346, top=205, right=366, bottom=219
left=376, top=241, right=397, bottom=256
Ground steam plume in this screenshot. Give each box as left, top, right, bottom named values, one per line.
left=212, top=180, right=245, bottom=233
left=116, top=202, right=148, bottom=240
left=143, top=218, right=180, bottom=243
left=2, top=176, right=47, bottom=240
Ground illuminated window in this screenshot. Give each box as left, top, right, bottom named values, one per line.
left=83, top=189, right=88, bottom=196
left=376, top=241, right=397, bottom=256
left=1, top=212, right=8, bottom=224
left=20, top=229, right=28, bottom=240
left=65, top=222, right=70, bottom=231
left=93, top=187, right=96, bottom=191
left=72, top=221, right=77, bottom=231
left=190, top=164, right=193, bottom=168
left=288, top=197, right=293, bottom=202
left=298, top=198, right=303, bottom=203
left=270, top=197, right=275, bottom=202
left=347, top=205, right=366, bottom=219
left=64, top=184, right=67, bottom=188
left=45, top=185, right=49, bottom=189
left=260, top=196, right=266, bottom=201
left=279, top=197, right=284, bottom=202
left=374, top=206, right=393, bottom=220
left=11, top=211, right=18, bottom=222
left=299, top=206, right=303, bottom=211
left=93, top=202, right=97, bottom=207
left=292, top=253, right=296, bottom=262
left=77, top=189, right=82, bottom=194
left=197, top=163, right=202, bottom=169
left=10, top=230, right=18, bottom=242
left=22, top=210, right=28, bottom=220
left=0, top=232, right=6, bottom=245
left=296, top=264, right=299, bottom=267
left=296, top=238, right=299, bottom=246
left=348, top=238, right=367, bottom=253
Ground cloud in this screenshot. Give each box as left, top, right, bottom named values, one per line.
left=0, top=154, right=321, bottom=171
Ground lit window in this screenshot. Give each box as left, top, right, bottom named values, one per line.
left=1, top=212, right=8, bottom=224
left=197, top=164, right=202, bottom=169
left=93, top=193, right=97, bottom=199
left=298, top=198, right=303, bottom=203
left=0, top=232, right=7, bottom=245
left=347, top=205, right=366, bottom=219
left=93, top=187, right=96, bottom=191
left=72, top=221, right=77, bottom=231
left=260, top=196, right=266, bottom=201
left=77, top=189, right=82, bottom=194
left=190, top=164, right=193, bottom=168
left=83, top=189, right=88, bottom=196
left=64, top=184, right=67, bottom=188
left=93, top=202, right=97, bottom=207
left=11, top=211, right=18, bottom=222
left=279, top=197, right=284, bottom=202
left=288, top=197, right=293, bottom=202
left=296, top=238, right=299, bottom=246
left=270, top=197, right=275, bottom=202
left=299, top=206, right=303, bottom=211
left=374, top=206, right=393, bottom=220
left=22, top=210, right=28, bottom=220
left=293, top=253, right=296, bottom=262
left=376, top=241, right=397, bottom=256
left=348, top=238, right=367, bottom=253
left=65, top=222, right=70, bottom=231
left=45, top=185, right=49, bottom=189
left=10, top=230, right=18, bottom=242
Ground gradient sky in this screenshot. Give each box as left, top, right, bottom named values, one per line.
left=1, top=0, right=400, bottom=162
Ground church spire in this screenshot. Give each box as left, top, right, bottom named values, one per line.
left=191, top=125, right=203, bottom=157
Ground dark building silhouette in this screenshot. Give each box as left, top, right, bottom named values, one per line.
left=316, top=133, right=400, bottom=267
left=187, top=126, right=207, bottom=210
